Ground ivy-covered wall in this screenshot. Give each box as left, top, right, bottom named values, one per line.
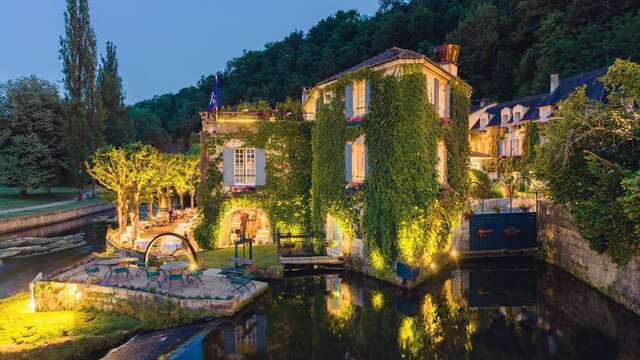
left=195, top=121, right=312, bottom=250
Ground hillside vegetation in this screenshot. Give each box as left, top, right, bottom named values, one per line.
left=128, top=0, right=640, bottom=147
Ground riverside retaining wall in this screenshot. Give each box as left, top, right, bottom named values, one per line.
left=0, top=202, right=114, bottom=235
left=538, top=200, right=640, bottom=316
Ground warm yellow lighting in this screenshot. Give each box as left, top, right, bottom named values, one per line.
left=429, top=263, right=437, bottom=271
left=371, top=291, right=384, bottom=311
left=450, top=249, right=458, bottom=258
left=370, top=248, right=385, bottom=271
left=28, top=299, right=36, bottom=312
left=75, top=292, right=82, bottom=301
left=189, top=263, right=197, bottom=271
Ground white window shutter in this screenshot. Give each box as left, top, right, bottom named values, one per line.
left=255, top=149, right=266, bottom=186
left=344, top=84, right=353, bottom=119
left=365, top=79, right=371, bottom=114
left=344, top=143, right=352, bottom=182
left=222, top=147, right=234, bottom=186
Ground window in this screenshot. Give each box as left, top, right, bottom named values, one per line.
left=514, top=111, right=521, bottom=122
left=511, top=139, right=521, bottom=156
left=502, top=114, right=508, bottom=123
left=352, top=80, right=366, bottom=116
left=498, top=140, right=505, bottom=156
left=324, top=91, right=333, bottom=104
left=234, top=148, right=256, bottom=185
left=351, top=144, right=366, bottom=183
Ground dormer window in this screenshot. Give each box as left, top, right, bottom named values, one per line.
left=514, top=111, right=521, bottom=122
left=324, top=91, right=333, bottom=104
left=502, top=114, right=508, bottom=123
left=353, top=80, right=366, bottom=116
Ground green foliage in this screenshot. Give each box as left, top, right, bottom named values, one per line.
left=469, top=169, right=493, bottom=199
left=364, top=71, right=442, bottom=266
left=60, top=0, right=98, bottom=188
left=98, top=41, right=132, bottom=147
left=445, top=81, right=471, bottom=200
left=0, top=76, right=67, bottom=194
left=535, top=60, right=640, bottom=265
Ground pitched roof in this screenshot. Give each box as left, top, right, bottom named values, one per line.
left=316, top=47, right=436, bottom=85
left=539, top=66, right=608, bottom=106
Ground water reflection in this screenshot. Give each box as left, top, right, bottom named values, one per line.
left=177, top=262, right=640, bottom=360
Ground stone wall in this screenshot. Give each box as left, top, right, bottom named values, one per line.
left=538, top=200, right=640, bottom=316
left=33, top=280, right=266, bottom=322
left=0, top=202, right=114, bottom=235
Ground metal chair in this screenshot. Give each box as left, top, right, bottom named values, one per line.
left=84, top=265, right=100, bottom=283
left=167, top=268, right=184, bottom=289
left=113, top=261, right=132, bottom=282
left=145, top=266, right=163, bottom=288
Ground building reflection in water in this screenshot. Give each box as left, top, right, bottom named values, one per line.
left=202, top=313, right=267, bottom=360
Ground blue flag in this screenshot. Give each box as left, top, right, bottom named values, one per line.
left=208, top=75, right=219, bottom=113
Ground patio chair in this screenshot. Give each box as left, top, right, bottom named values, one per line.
left=145, top=266, right=163, bottom=288
left=113, top=261, right=132, bottom=282
left=167, top=268, right=184, bottom=289
left=134, top=260, right=147, bottom=277
left=84, top=265, right=100, bottom=283
left=186, top=269, right=205, bottom=288
left=230, top=266, right=257, bottom=294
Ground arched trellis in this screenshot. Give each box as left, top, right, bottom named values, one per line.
left=143, top=232, right=199, bottom=267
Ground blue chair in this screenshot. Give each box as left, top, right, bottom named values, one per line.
left=84, top=265, right=100, bottom=283
left=167, top=269, right=184, bottom=289
left=186, top=269, right=205, bottom=288
left=145, top=266, right=163, bottom=288
left=134, top=260, right=147, bottom=277
left=113, top=261, right=132, bottom=282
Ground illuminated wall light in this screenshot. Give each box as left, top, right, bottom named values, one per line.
left=75, top=292, right=82, bottom=301
left=28, top=299, right=36, bottom=312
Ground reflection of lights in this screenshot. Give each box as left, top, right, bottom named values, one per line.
left=28, top=299, right=36, bottom=312
left=371, top=291, right=384, bottom=311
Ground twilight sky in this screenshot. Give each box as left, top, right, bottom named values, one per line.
left=0, top=0, right=378, bottom=104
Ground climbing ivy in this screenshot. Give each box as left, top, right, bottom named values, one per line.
left=445, top=80, right=472, bottom=201
left=194, top=121, right=312, bottom=250
left=522, top=121, right=539, bottom=165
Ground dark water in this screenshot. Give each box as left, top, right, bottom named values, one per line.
left=0, top=212, right=112, bottom=297
left=171, top=260, right=640, bottom=360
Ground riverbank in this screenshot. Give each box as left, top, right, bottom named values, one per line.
left=0, top=200, right=113, bottom=235
left=0, top=292, right=149, bottom=360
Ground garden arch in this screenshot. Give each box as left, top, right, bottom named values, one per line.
left=143, top=232, right=199, bottom=266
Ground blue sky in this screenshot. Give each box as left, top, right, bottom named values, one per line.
left=0, top=1, right=378, bottom=104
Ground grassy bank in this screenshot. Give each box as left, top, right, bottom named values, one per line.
left=199, top=243, right=278, bottom=268
left=0, top=293, right=148, bottom=360
left=0, top=198, right=107, bottom=220
left=0, top=187, right=79, bottom=211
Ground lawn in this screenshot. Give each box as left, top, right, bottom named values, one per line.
left=0, top=187, right=81, bottom=211
left=0, top=293, right=143, bottom=360
left=0, top=198, right=106, bottom=219
left=199, top=243, right=279, bottom=268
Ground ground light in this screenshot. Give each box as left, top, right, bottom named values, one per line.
left=450, top=249, right=458, bottom=258
left=429, top=262, right=437, bottom=271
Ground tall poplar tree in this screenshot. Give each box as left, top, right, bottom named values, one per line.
left=59, top=0, right=98, bottom=188
left=98, top=41, right=132, bottom=146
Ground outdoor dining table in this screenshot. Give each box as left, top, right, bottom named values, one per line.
left=160, top=261, right=189, bottom=272
left=96, top=257, right=139, bottom=279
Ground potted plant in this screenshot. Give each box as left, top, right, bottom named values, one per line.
left=504, top=226, right=521, bottom=237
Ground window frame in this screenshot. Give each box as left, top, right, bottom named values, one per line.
left=351, top=143, right=366, bottom=183
left=352, top=80, right=366, bottom=117
left=233, top=148, right=256, bottom=186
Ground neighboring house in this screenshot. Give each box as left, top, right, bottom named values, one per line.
left=469, top=67, right=608, bottom=164
left=302, top=47, right=464, bottom=186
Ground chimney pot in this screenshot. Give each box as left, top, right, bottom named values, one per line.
left=433, top=44, right=460, bottom=77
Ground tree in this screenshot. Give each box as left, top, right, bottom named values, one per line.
left=535, top=60, right=640, bottom=265
left=98, top=41, right=132, bottom=146
left=126, top=143, right=157, bottom=241
left=87, top=146, right=132, bottom=237
left=184, top=155, right=200, bottom=208
left=0, top=76, right=66, bottom=194
left=60, top=0, right=98, bottom=188
left=173, top=154, right=189, bottom=209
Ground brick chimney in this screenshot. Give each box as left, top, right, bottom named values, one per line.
left=434, top=44, right=460, bottom=77
left=550, top=73, right=560, bottom=93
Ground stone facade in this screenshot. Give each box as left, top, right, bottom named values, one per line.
left=538, top=200, right=640, bottom=316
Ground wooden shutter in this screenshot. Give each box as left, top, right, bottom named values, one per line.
left=364, top=79, right=370, bottom=114
left=344, top=84, right=353, bottom=119
left=344, top=143, right=352, bottom=182
left=222, top=147, right=234, bottom=186
left=255, top=149, right=266, bottom=186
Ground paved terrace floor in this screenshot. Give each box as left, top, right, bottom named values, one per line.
left=50, top=258, right=267, bottom=301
